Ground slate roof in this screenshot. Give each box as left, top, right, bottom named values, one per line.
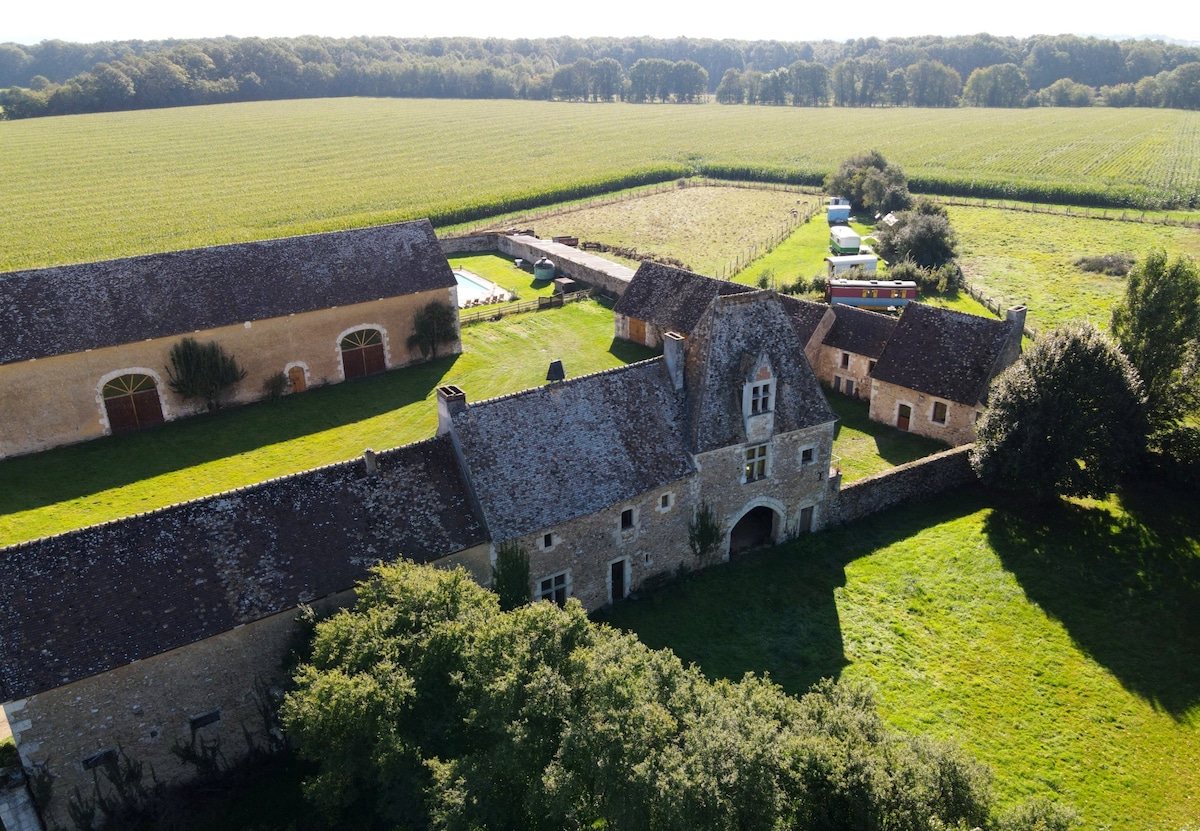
left=778, top=294, right=833, bottom=346
left=871, top=302, right=1019, bottom=406
left=823, top=305, right=897, bottom=359
left=685, top=291, right=837, bottom=453
left=0, top=219, right=455, bottom=366
left=0, top=436, right=486, bottom=701
left=451, top=360, right=695, bottom=541
left=613, top=262, right=754, bottom=336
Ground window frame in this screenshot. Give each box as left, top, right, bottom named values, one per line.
left=537, top=570, right=570, bottom=606
left=749, top=381, right=774, bottom=415
left=744, top=443, right=769, bottom=482
left=932, top=400, right=948, bottom=424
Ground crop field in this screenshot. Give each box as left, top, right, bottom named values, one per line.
left=605, top=487, right=1200, bottom=830
left=2, top=99, right=1200, bottom=271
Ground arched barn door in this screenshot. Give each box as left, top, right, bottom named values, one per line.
left=340, top=329, right=386, bottom=379
left=102, top=374, right=164, bottom=434
left=729, top=506, right=777, bottom=554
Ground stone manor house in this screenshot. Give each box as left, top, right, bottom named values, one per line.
left=0, top=228, right=1002, bottom=827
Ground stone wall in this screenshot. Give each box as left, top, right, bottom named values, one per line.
left=0, top=288, right=459, bottom=458
left=814, top=344, right=873, bottom=401
left=440, top=234, right=499, bottom=254
left=442, top=234, right=636, bottom=297
left=821, top=445, right=975, bottom=529
left=867, top=379, right=980, bottom=447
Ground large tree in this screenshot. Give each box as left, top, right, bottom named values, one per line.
left=874, top=198, right=959, bottom=269
left=283, top=561, right=994, bottom=831
left=824, top=150, right=911, bottom=214
left=1110, top=250, right=1200, bottom=430
left=971, top=321, right=1147, bottom=501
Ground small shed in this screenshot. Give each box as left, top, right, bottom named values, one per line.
left=553, top=277, right=580, bottom=295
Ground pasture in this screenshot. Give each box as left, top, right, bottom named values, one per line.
left=604, top=487, right=1200, bottom=830
left=2, top=99, right=1200, bottom=271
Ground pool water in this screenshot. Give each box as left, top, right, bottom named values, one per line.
left=454, top=269, right=511, bottom=307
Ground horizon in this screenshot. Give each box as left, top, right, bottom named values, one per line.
left=4, top=0, right=1198, bottom=49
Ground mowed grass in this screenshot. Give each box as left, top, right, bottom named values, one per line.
left=950, top=204, right=1200, bottom=333
left=0, top=301, right=654, bottom=545
left=3, top=100, right=1200, bottom=271
left=603, top=486, right=1200, bottom=830
left=828, top=392, right=949, bottom=481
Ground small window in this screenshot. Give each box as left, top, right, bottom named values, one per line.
left=658, top=493, right=674, bottom=513
left=841, top=352, right=850, bottom=369
left=932, top=401, right=948, bottom=424
left=868, top=360, right=877, bottom=373
left=538, top=571, right=569, bottom=606
left=800, top=447, right=815, bottom=466
left=621, top=508, right=635, bottom=530
left=543, top=533, right=553, bottom=549
left=750, top=382, right=772, bottom=414
left=744, top=444, right=768, bottom=482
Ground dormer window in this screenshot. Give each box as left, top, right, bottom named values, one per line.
left=750, top=382, right=773, bottom=414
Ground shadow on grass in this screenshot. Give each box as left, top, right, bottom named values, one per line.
left=0, top=355, right=459, bottom=516
left=828, top=391, right=948, bottom=467
left=984, top=484, right=1200, bottom=719
left=603, top=489, right=993, bottom=698
left=607, top=337, right=659, bottom=365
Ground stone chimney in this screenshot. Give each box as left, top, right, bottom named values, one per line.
left=1006, top=305, right=1028, bottom=334
left=363, top=448, right=377, bottom=476
left=663, top=331, right=686, bottom=391
left=436, top=384, right=467, bottom=436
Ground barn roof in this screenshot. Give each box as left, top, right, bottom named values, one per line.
left=450, top=359, right=695, bottom=541
left=0, top=435, right=486, bottom=701
left=0, top=220, right=455, bottom=366
left=822, top=304, right=897, bottom=359
left=613, top=261, right=754, bottom=336
left=685, top=291, right=836, bottom=453
left=870, top=303, right=1019, bottom=406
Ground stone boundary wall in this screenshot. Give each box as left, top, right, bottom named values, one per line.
left=440, top=234, right=498, bottom=254
left=442, top=234, right=636, bottom=297
left=821, top=445, right=975, bottom=529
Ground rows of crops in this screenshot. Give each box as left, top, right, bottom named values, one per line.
left=2, top=99, right=1199, bottom=270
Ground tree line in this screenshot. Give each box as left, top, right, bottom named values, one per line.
left=2, top=32, right=1199, bottom=118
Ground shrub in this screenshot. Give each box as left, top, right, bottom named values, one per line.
left=1074, top=253, right=1135, bottom=276
left=491, top=541, right=531, bottom=611
left=166, top=337, right=247, bottom=412
left=262, top=372, right=288, bottom=401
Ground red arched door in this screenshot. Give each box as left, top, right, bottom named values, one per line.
left=102, top=374, right=164, bottom=434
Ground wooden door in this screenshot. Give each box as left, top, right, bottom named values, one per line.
left=898, top=404, right=911, bottom=431
left=799, top=506, right=814, bottom=533
left=610, top=560, right=626, bottom=602
left=628, top=317, right=646, bottom=345
left=103, top=374, right=164, bottom=434
left=341, top=330, right=385, bottom=379
left=287, top=366, right=307, bottom=393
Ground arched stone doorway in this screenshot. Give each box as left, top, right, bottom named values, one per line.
left=729, top=506, right=778, bottom=554
left=102, top=373, right=165, bottom=434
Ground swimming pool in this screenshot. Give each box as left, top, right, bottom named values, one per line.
left=454, top=269, right=511, bottom=307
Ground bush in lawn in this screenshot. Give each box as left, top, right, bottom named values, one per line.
left=166, top=337, right=247, bottom=412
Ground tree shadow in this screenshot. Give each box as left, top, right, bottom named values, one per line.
left=827, top=391, right=948, bottom=467
left=0, top=354, right=460, bottom=517
left=984, top=485, right=1200, bottom=719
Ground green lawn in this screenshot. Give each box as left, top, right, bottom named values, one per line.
left=0, top=301, right=654, bottom=545
left=602, top=485, right=1200, bottom=830
left=447, top=252, right=557, bottom=306
left=828, top=392, right=949, bottom=481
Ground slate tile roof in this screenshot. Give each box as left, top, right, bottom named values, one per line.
left=871, top=302, right=1019, bottom=406
left=685, top=291, right=837, bottom=452
left=823, top=305, right=898, bottom=359
left=778, top=294, right=832, bottom=346
left=450, top=359, right=695, bottom=541
left=0, top=219, right=455, bottom=366
left=612, top=262, right=754, bottom=336
left=0, top=436, right=486, bottom=701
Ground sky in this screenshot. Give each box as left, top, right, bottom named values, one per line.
left=3, top=0, right=1197, bottom=47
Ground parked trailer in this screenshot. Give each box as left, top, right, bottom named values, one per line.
left=826, top=197, right=851, bottom=224
left=824, top=278, right=917, bottom=309
left=825, top=253, right=879, bottom=278
left=829, top=225, right=861, bottom=255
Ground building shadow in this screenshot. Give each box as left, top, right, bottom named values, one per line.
left=0, top=354, right=460, bottom=517
left=983, top=484, right=1200, bottom=719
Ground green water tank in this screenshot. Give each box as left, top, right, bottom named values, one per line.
left=534, top=257, right=556, bottom=282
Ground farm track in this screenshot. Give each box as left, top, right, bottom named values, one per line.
left=2, top=99, right=1200, bottom=270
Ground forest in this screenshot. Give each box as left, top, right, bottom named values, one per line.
left=1, top=32, right=1199, bottom=118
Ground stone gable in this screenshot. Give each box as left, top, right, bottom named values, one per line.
left=613, top=261, right=754, bottom=337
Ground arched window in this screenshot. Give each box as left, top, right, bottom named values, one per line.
left=340, top=329, right=385, bottom=379
left=102, top=373, right=164, bottom=434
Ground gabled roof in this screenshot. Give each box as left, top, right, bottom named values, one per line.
left=0, top=220, right=455, bottom=366
left=823, top=305, right=897, bottom=359
left=778, top=294, right=832, bottom=347
left=450, top=360, right=695, bottom=541
left=0, top=436, right=486, bottom=701
left=685, top=291, right=836, bottom=452
left=871, top=303, right=1019, bottom=406
left=613, top=262, right=754, bottom=336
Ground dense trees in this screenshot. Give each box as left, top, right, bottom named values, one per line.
left=3, top=33, right=1198, bottom=119
left=971, top=322, right=1147, bottom=502
left=283, top=561, right=998, bottom=830
left=875, top=198, right=959, bottom=270
left=825, top=150, right=912, bottom=214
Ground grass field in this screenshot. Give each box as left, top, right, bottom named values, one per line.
left=0, top=301, right=654, bottom=545
left=3, top=100, right=1200, bottom=271
left=602, top=486, right=1200, bottom=830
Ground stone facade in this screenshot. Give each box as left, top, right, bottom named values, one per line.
left=0, top=220, right=459, bottom=458
left=821, top=445, right=975, bottom=529
left=868, top=379, right=982, bottom=446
